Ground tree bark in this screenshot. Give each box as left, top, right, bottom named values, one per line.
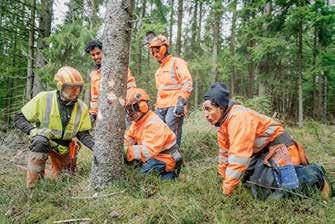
left=229, top=0, right=236, bottom=96
left=33, top=0, right=53, bottom=96
left=323, top=75, right=327, bottom=123
left=176, top=0, right=183, bottom=56
left=297, top=17, right=303, bottom=127
left=90, top=0, right=132, bottom=189
left=136, top=0, right=146, bottom=76
left=197, top=1, right=202, bottom=50
left=190, top=0, right=198, bottom=56
left=312, top=26, right=319, bottom=118
left=26, top=0, right=36, bottom=101
left=211, top=0, right=222, bottom=83
left=87, top=0, right=98, bottom=29
left=247, top=39, right=255, bottom=98
left=169, top=0, right=174, bottom=47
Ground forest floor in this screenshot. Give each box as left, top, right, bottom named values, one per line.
left=1, top=110, right=335, bottom=224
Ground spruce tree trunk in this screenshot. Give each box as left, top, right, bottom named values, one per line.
left=136, top=0, right=146, bottom=76
left=323, top=75, right=328, bottom=123
left=229, top=0, right=237, bottom=96
left=211, top=0, right=222, bottom=84
left=190, top=0, right=198, bottom=55
left=26, top=0, right=36, bottom=101
left=90, top=0, right=132, bottom=189
left=33, top=0, right=53, bottom=96
left=297, top=17, right=303, bottom=127
left=247, top=39, right=255, bottom=98
left=169, top=0, right=174, bottom=47
left=312, top=26, right=318, bottom=118
left=176, top=0, right=183, bottom=56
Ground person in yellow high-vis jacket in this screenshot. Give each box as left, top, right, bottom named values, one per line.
left=14, top=66, right=94, bottom=188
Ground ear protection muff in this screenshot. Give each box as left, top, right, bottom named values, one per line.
left=158, top=45, right=167, bottom=57
left=138, top=101, right=149, bottom=113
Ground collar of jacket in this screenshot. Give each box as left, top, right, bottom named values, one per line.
left=160, top=55, right=172, bottom=66
left=134, top=110, right=153, bottom=127
left=95, top=67, right=101, bottom=74
left=215, top=100, right=236, bottom=127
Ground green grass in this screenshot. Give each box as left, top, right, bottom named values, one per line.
left=0, top=110, right=334, bottom=223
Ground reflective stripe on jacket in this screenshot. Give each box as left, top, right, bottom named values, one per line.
left=21, top=91, right=91, bottom=153
left=125, top=111, right=178, bottom=172
left=217, top=104, right=307, bottom=195
left=155, top=55, right=193, bottom=109
left=89, top=68, right=136, bottom=115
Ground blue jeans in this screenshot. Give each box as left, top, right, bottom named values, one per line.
left=139, top=159, right=176, bottom=180
left=156, top=107, right=184, bottom=147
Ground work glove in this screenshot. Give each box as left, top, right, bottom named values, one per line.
left=124, top=144, right=129, bottom=156
left=49, top=140, right=69, bottom=155
left=29, top=135, right=50, bottom=153
left=29, top=128, right=54, bottom=140
left=174, top=97, right=187, bottom=117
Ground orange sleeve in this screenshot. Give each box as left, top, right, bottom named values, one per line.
left=222, top=112, right=257, bottom=195
left=218, top=147, right=229, bottom=178
left=127, top=121, right=168, bottom=162
left=175, top=59, right=193, bottom=100
left=89, top=71, right=100, bottom=115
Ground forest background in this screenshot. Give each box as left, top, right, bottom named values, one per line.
left=1, top=0, right=335, bottom=129
left=1, top=0, right=335, bottom=223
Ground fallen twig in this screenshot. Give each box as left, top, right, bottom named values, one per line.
left=53, top=218, right=91, bottom=223
left=70, top=190, right=125, bottom=200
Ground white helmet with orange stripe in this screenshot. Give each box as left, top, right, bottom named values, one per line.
left=148, top=35, right=170, bottom=62
left=54, top=66, right=84, bottom=102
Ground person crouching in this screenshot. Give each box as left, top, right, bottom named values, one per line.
left=124, top=88, right=183, bottom=180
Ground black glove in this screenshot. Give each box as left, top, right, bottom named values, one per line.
left=29, top=135, right=50, bottom=153
left=174, top=97, right=186, bottom=117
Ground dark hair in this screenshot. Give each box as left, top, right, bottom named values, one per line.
left=85, top=40, right=102, bottom=53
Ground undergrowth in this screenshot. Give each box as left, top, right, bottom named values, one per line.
left=0, top=109, right=334, bottom=223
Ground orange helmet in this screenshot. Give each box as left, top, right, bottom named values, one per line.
left=54, top=66, right=84, bottom=91
left=148, top=35, right=169, bottom=48
left=126, top=88, right=149, bottom=106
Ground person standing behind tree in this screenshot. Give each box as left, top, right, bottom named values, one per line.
left=148, top=35, right=193, bottom=147
left=85, top=40, right=136, bottom=122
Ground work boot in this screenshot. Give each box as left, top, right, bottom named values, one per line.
left=26, top=151, right=48, bottom=188
left=321, top=177, right=332, bottom=201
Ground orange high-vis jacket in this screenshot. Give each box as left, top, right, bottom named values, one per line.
left=217, top=104, right=308, bottom=196
left=155, top=55, right=193, bottom=109
left=89, top=68, right=136, bottom=115
left=125, top=111, right=177, bottom=172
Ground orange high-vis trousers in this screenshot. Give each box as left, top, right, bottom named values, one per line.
left=26, top=140, right=80, bottom=188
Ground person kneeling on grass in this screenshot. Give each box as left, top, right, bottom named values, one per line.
left=202, top=82, right=332, bottom=200
left=14, top=66, right=94, bottom=188
left=124, top=87, right=183, bottom=180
